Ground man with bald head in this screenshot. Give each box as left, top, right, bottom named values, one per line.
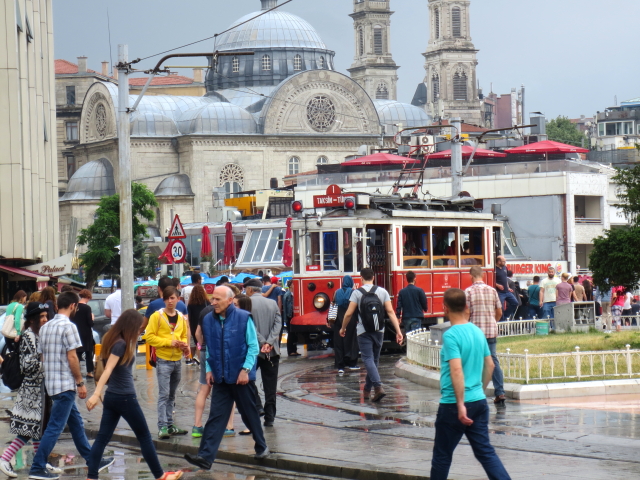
left=184, top=286, right=269, bottom=471
left=495, top=256, right=518, bottom=322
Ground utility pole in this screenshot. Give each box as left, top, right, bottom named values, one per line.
left=117, top=44, right=134, bottom=310
left=450, top=117, right=463, bottom=197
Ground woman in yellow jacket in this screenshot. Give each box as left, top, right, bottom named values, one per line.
left=143, top=286, right=189, bottom=439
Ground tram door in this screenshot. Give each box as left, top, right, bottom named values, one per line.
left=366, top=225, right=392, bottom=294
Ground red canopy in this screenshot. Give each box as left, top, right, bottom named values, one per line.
left=282, top=217, right=293, bottom=268
left=505, top=140, right=589, bottom=154
left=343, top=152, right=416, bottom=166
left=200, top=226, right=212, bottom=258
left=426, top=146, right=507, bottom=160
left=223, top=222, right=235, bottom=265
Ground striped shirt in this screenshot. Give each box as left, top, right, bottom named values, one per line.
left=40, top=314, right=82, bottom=396
left=465, top=281, right=501, bottom=339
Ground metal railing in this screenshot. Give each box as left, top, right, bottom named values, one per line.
left=497, top=319, right=537, bottom=337
left=575, top=217, right=602, bottom=224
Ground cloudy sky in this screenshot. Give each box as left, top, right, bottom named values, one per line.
left=53, top=0, right=638, bottom=120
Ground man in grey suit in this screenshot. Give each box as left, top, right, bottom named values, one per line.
left=245, top=279, right=282, bottom=427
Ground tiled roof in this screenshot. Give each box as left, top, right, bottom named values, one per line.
left=128, top=75, right=197, bottom=86
left=55, top=59, right=100, bottom=75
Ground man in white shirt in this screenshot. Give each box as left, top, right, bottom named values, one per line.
left=181, top=273, right=202, bottom=306
left=104, top=289, right=122, bottom=325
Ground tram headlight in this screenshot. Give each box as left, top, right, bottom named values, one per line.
left=313, top=293, right=330, bottom=311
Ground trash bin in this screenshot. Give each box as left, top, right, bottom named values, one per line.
left=536, top=321, right=549, bottom=336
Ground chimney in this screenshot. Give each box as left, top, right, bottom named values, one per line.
left=193, top=68, right=203, bottom=83
left=112, top=67, right=118, bottom=81
left=101, top=61, right=109, bottom=76
left=77, top=56, right=88, bottom=73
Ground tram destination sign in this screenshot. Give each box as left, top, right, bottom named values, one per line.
left=313, top=184, right=351, bottom=208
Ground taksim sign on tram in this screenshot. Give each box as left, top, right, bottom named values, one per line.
left=313, top=185, right=351, bottom=208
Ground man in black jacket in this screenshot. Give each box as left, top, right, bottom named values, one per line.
left=396, top=271, right=428, bottom=332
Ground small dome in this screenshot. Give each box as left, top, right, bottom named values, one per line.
left=216, top=9, right=327, bottom=50
left=130, top=112, right=179, bottom=137
left=177, top=103, right=257, bottom=135
left=154, top=174, right=194, bottom=197
left=61, top=158, right=115, bottom=201
left=374, top=100, right=432, bottom=128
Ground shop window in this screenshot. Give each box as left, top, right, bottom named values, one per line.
left=403, top=227, right=430, bottom=268
left=432, top=226, right=457, bottom=268
left=460, top=227, right=484, bottom=266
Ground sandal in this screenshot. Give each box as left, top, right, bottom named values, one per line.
left=239, top=429, right=252, bottom=435
left=86, top=373, right=94, bottom=378
left=158, top=471, right=183, bottom=480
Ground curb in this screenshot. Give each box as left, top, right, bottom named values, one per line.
left=85, top=428, right=430, bottom=480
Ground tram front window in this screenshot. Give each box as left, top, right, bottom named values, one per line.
left=433, top=227, right=458, bottom=268
left=344, top=229, right=354, bottom=272
left=306, top=232, right=321, bottom=269
left=403, top=227, right=430, bottom=268
left=323, top=231, right=339, bottom=270
left=460, top=228, right=484, bottom=266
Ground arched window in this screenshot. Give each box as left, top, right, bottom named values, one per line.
left=432, top=74, right=440, bottom=101
left=373, top=26, right=383, bottom=54
left=358, top=27, right=365, bottom=56
left=453, top=72, right=468, bottom=100
left=262, top=55, right=271, bottom=71
left=293, top=54, right=302, bottom=71
left=318, top=56, right=325, bottom=69
left=219, top=163, right=244, bottom=199
left=232, top=57, right=239, bottom=73
left=434, top=8, right=440, bottom=39
left=288, top=157, right=300, bottom=175
left=452, top=7, right=462, bottom=37
left=317, top=156, right=329, bottom=165
left=376, top=83, right=389, bottom=100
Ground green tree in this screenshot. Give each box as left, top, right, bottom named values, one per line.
left=589, top=227, right=640, bottom=291
left=546, top=116, right=589, bottom=148
left=77, top=182, right=158, bottom=290
left=612, top=165, right=640, bottom=226
left=133, top=236, right=159, bottom=279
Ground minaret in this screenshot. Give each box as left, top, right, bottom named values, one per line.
left=347, top=0, right=399, bottom=101
left=423, top=0, right=482, bottom=125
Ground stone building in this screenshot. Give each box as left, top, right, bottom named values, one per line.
left=61, top=0, right=430, bottom=251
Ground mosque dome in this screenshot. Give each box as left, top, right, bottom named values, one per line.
left=130, top=112, right=179, bottom=137
left=373, top=100, right=432, bottom=129
left=154, top=174, right=194, bottom=197
left=61, top=158, right=115, bottom=201
left=176, top=103, right=258, bottom=135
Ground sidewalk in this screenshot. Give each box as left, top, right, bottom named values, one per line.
left=3, top=354, right=640, bottom=480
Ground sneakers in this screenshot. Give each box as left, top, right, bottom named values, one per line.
left=254, top=447, right=271, bottom=459
left=46, top=464, right=62, bottom=474
left=158, top=426, right=170, bottom=439
left=338, top=369, right=344, bottom=375
left=371, top=386, right=386, bottom=402
left=185, top=359, right=193, bottom=366
left=28, top=469, right=59, bottom=480
left=347, top=366, right=360, bottom=371
left=0, top=459, right=17, bottom=478
left=167, top=425, right=188, bottom=436
left=223, top=429, right=236, bottom=437
left=192, top=426, right=204, bottom=438
left=98, top=457, right=115, bottom=473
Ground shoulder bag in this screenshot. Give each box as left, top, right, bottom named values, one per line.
left=2, top=304, right=24, bottom=340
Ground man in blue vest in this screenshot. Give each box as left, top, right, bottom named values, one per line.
left=184, top=286, right=269, bottom=470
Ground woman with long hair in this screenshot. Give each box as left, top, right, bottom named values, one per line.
left=85, top=309, right=183, bottom=480
left=187, top=285, right=208, bottom=365
left=583, top=279, right=593, bottom=302
left=73, top=290, right=95, bottom=378
left=38, top=287, right=57, bottom=320
left=0, top=302, right=59, bottom=477
left=3, top=291, right=27, bottom=343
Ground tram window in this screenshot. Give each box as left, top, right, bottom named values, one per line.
left=264, top=228, right=285, bottom=263
left=403, top=227, right=430, bottom=268
left=432, top=227, right=458, bottom=268
left=355, top=228, right=364, bottom=271
left=460, top=228, right=484, bottom=266
left=323, top=231, right=339, bottom=270
left=344, top=229, right=354, bottom=272
left=293, top=230, right=301, bottom=274
left=306, top=232, right=321, bottom=269
left=251, top=230, right=271, bottom=263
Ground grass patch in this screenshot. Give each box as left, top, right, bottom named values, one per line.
left=498, top=331, right=640, bottom=355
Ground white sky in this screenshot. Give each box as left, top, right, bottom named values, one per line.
left=53, top=0, right=639, bottom=119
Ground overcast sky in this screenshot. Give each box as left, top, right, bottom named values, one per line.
left=53, top=0, right=638, bottom=120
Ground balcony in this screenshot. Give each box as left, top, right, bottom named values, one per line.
left=575, top=217, right=602, bottom=225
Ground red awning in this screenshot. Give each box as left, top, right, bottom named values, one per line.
left=426, top=146, right=507, bottom=160
left=343, top=152, right=417, bottom=166
left=0, top=265, right=49, bottom=282
left=505, top=140, right=589, bottom=154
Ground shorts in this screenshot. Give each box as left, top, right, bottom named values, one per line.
left=199, top=349, right=208, bottom=385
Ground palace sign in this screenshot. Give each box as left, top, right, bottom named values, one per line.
left=24, top=253, right=77, bottom=277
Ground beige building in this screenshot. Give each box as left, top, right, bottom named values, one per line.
left=0, top=0, right=59, bottom=267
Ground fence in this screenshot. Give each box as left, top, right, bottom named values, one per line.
left=406, top=328, right=640, bottom=384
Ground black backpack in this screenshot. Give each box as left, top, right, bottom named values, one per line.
left=1, top=340, right=24, bottom=391
left=358, top=286, right=386, bottom=333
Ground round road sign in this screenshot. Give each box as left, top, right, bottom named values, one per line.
left=171, top=240, right=187, bottom=263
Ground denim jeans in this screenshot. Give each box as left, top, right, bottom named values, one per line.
left=358, top=331, right=384, bottom=391
left=404, top=318, right=423, bottom=333
left=528, top=305, right=542, bottom=319
left=541, top=302, right=556, bottom=319
left=498, top=291, right=518, bottom=321
left=30, top=390, right=91, bottom=473
left=156, top=358, right=182, bottom=428
left=88, top=392, right=163, bottom=479
left=487, top=338, right=504, bottom=397
left=430, top=400, right=511, bottom=480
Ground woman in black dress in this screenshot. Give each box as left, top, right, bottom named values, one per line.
left=187, top=285, right=208, bottom=365
left=74, top=289, right=95, bottom=378
left=38, top=287, right=57, bottom=320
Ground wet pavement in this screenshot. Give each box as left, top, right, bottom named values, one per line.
left=1, top=351, right=640, bottom=479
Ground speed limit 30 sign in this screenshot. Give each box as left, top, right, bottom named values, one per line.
left=170, top=240, right=187, bottom=263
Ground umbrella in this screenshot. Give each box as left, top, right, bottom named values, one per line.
left=342, top=152, right=416, bottom=167
left=427, top=146, right=507, bottom=160
left=223, top=222, right=235, bottom=266
left=505, top=140, right=589, bottom=172
left=233, top=272, right=259, bottom=284
left=200, top=226, right=212, bottom=258
left=282, top=217, right=293, bottom=268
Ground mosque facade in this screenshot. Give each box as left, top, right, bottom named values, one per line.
left=60, top=0, right=434, bottom=249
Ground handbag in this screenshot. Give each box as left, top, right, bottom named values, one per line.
left=327, top=302, right=338, bottom=325
left=1, top=340, right=24, bottom=391
left=2, top=304, right=24, bottom=340
left=94, top=356, right=106, bottom=381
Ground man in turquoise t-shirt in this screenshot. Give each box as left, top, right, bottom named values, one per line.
left=430, top=288, right=511, bottom=480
